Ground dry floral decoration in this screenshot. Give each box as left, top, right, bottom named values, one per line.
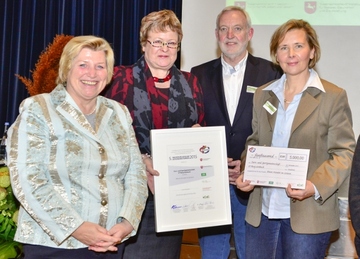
left=16, top=34, right=73, bottom=96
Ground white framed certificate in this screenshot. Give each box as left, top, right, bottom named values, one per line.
left=151, top=126, right=231, bottom=232
left=244, top=145, right=310, bottom=189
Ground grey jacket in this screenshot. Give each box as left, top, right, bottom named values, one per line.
left=242, top=74, right=355, bottom=234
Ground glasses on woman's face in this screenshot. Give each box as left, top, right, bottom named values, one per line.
left=147, top=40, right=179, bottom=49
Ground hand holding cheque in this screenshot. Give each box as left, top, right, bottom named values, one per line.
left=236, top=145, right=315, bottom=200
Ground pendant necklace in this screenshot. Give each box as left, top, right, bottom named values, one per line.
left=284, top=80, right=292, bottom=104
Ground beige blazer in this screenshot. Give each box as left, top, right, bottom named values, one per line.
left=241, top=78, right=355, bottom=234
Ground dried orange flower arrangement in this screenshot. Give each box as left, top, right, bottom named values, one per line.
left=16, top=34, right=74, bottom=96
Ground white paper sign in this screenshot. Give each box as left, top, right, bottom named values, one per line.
left=151, top=126, right=231, bottom=232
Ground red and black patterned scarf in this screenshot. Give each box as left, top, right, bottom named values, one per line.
left=132, top=56, right=198, bottom=154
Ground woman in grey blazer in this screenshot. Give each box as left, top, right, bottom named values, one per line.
left=236, top=19, right=355, bottom=258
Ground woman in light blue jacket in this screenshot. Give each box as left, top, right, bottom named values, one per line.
left=6, top=36, right=148, bottom=259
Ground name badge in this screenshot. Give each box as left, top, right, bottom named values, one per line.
left=246, top=85, right=257, bottom=93
left=263, top=101, right=277, bottom=115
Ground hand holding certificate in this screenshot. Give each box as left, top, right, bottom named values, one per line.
left=243, top=145, right=310, bottom=189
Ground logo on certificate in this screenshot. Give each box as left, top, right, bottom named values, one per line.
left=199, top=145, right=210, bottom=154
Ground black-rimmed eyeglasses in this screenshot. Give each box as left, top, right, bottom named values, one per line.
left=147, top=40, right=179, bottom=49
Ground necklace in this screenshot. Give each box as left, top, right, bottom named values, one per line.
left=84, top=107, right=96, bottom=116
left=153, top=72, right=171, bottom=83
left=284, top=79, right=292, bottom=104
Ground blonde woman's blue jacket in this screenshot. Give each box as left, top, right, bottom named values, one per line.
left=6, top=84, right=148, bottom=248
